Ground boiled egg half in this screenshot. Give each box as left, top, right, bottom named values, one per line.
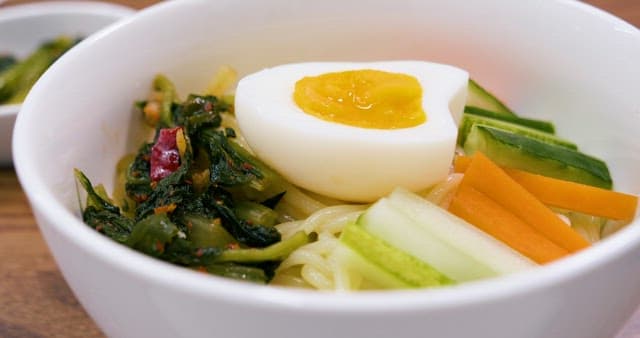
left=235, top=61, right=468, bottom=202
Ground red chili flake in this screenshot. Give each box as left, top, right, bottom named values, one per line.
left=195, top=248, right=205, bottom=257
left=226, top=243, right=240, bottom=250
left=150, top=127, right=183, bottom=182
left=196, top=266, right=207, bottom=273
left=95, top=225, right=103, bottom=232
left=241, top=162, right=254, bottom=170
left=155, top=241, right=165, bottom=253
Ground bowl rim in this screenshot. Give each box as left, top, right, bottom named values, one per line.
left=0, top=1, right=135, bottom=20
left=12, top=0, right=640, bottom=313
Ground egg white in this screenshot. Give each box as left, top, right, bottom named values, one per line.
left=234, top=61, right=468, bottom=202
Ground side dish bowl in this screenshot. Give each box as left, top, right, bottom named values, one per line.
left=12, top=1, right=640, bottom=337
left=0, top=1, right=134, bottom=165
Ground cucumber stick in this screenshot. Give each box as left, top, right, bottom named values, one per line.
left=464, top=106, right=555, bottom=134
left=355, top=192, right=534, bottom=282
left=463, top=125, right=612, bottom=189
left=466, top=79, right=515, bottom=116
left=458, top=113, right=576, bottom=150
left=338, top=222, right=453, bottom=288
left=387, top=188, right=536, bottom=274
left=358, top=199, right=491, bottom=282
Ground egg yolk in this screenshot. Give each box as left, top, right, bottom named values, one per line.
left=293, top=69, right=426, bottom=129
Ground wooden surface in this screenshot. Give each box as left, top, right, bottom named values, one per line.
left=0, top=1, right=638, bottom=337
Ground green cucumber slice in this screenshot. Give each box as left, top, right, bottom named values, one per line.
left=387, top=188, right=535, bottom=275
left=466, top=79, right=515, bottom=116
left=463, top=125, right=612, bottom=189
left=458, top=113, right=576, bottom=150
left=465, top=106, right=555, bottom=134
left=357, top=198, right=496, bottom=282
left=339, top=222, right=453, bottom=288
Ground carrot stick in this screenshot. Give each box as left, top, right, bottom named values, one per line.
left=458, top=152, right=590, bottom=253
left=449, top=184, right=568, bottom=264
left=453, top=155, right=472, bottom=173
left=454, top=155, right=638, bottom=220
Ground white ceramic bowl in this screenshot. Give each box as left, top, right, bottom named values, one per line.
left=12, top=1, right=640, bottom=337
left=0, top=1, right=134, bottom=166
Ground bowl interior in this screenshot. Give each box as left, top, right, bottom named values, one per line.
left=13, top=0, right=640, bottom=305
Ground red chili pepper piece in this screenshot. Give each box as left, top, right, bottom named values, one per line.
left=150, top=127, right=182, bottom=182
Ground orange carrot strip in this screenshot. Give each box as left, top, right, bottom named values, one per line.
left=454, top=155, right=638, bottom=220
left=505, top=169, right=637, bottom=220
left=459, top=152, right=590, bottom=253
left=449, top=184, right=568, bottom=264
left=453, top=155, right=472, bottom=173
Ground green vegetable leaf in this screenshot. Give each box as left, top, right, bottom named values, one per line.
left=125, top=142, right=153, bottom=204
left=127, top=213, right=179, bottom=257
left=208, top=187, right=281, bottom=247
left=199, top=128, right=263, bottom=188
left=174, top=94, right=230, bottom=134
left=75, top=169, right=134, bottom=243
left=0, top=36, right=77, bottom=104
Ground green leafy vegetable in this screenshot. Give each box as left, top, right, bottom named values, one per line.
left=75, top=169, right=133, bottom=244
left=128, top=213, right=179, bottom=256
left=0, top=36, right=77, bottom=104
left=0, top=55, right=16, bottom=73
left=217, top=231, right=316, bottom=263
left=75, top=74, right=304, bottom=283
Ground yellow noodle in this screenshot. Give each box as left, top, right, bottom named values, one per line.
left=278, top=249, right=332, bottom=276
left=273, top=205, right=365, bottom=289
left=423, top=173, right=463, bottom=208
left=328, top=250, right=360, bottom=291
left=275, top=205, right=364, bottom=238
left=270, top=267, right=312, bottom=289
left=317, top=210, right=365, bottom=234
left=301, top=264, right=333, bottom=290
left=275, top=220, right=305, bottom=239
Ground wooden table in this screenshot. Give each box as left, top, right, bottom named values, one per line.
left=0, top=1, right=638, bottom=337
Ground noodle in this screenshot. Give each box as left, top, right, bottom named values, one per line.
left=273, top=205, right=367, bottom=289
left=275, top=205, right=366, bottom=239
left=422, top=172, right=463, bottom=208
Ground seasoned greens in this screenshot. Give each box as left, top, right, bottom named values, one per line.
left=76, top=75, right=314, bottom=283
left=0, top=36, right=77, bottom=104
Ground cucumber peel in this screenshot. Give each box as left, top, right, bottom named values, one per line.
left=466, top=79, right=515, bottom=116
left=339, top=222, right=453, bottom=288
left=387, top=188, right=536, bottom=275
left=458, top=113, right=576, bottom=150
left=357, top=198, right=497, bottom=282
left=463, top=125, right=612, bottom=189
left=464, top=106, right=555, bottom=134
